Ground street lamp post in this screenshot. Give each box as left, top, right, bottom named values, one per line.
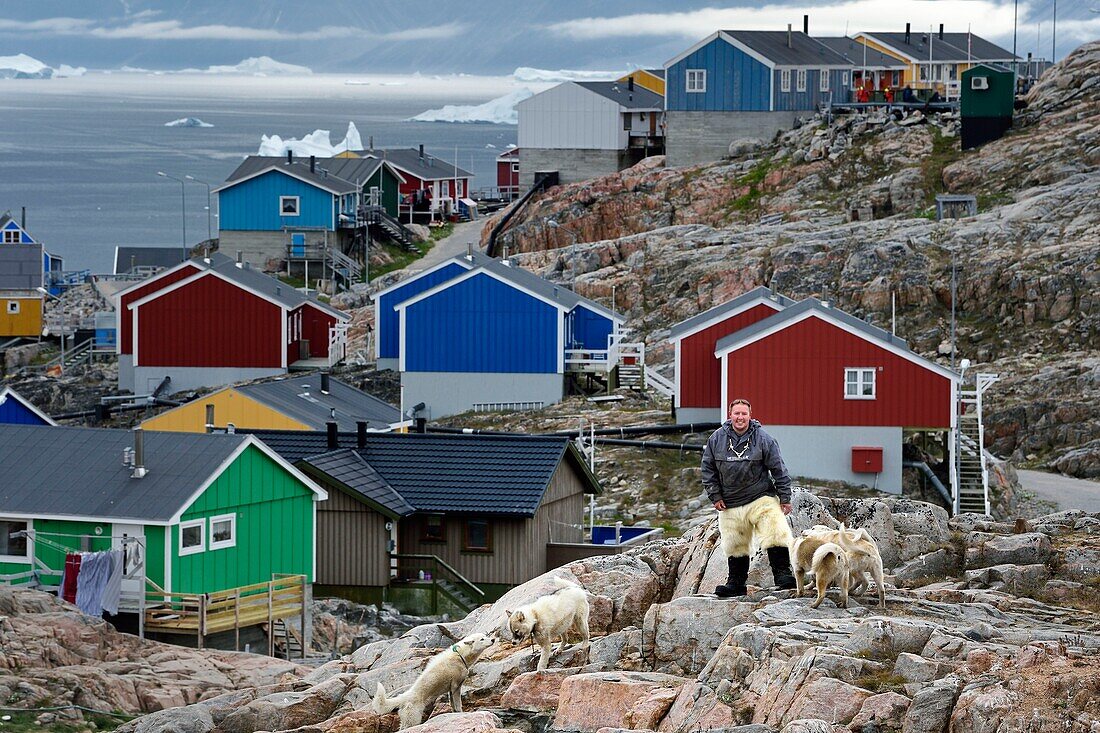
left=185, top=175, right=213, bottom=243
left=157, top=171, right=187, bottom=248
left=547, top=219, right=579, bottom=289
left=37, top=287, right=66, bottom=374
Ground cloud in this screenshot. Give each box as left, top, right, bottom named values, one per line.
left=546, top=1, right=1033, bottom=41
left=0, top=16, right=469, bottom=42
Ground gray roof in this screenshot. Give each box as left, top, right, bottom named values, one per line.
left=574, top=81, right=664, bottom=110
left=365, top=149, right=473, bottom=182
left=113, top=246, right=189, bottom=275
left=814, top=37, right=910, bottom=69
left=862, top=32, right=1017, bottom=62
left=723, top=30, right=852, bottom=67
left=301, top=449, right=416, bottom=518
left=250, top=430, right=602, bottom=517
left=220, top=157, right=362, bottom=195
left=237, top=375, right=400, bottom=431
left=0, top=243, right=43, bottom=291
left=713, top=298, right=957, bottom=381
left=0, top=425, right=248, bottom=522
left=669, top=287, right=796, bottom=340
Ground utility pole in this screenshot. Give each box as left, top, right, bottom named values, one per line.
left=1013, top=0, right=1019, bottom=60
left=950, top=248, right=958, bottom=370
left=1052, top=0, right=1057, bottom=63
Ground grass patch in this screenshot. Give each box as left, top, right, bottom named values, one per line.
left=854, top=671, right=908, bottom=693
left=0, top=710, right=128, bottom=732
left=277, top=274, right=306, bottom=289
left=369, top=240, right=437, bottom=281
left=428, top=223, right=455, bottom=242
left=919, top=127, right=964, bottom=206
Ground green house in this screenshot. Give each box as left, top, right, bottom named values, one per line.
left=0, top=424, right=326, bottom=602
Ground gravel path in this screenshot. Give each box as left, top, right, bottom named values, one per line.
left=1017, top=469, right=1100, bottom=513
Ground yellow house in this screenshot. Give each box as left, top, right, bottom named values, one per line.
left=0, top=293, right=43, bottom=338
left=142, top=373, right=401, bottom=433
left=1, top=237, right=45, bottom=338
left=855, top=30, right=1017, bottom=96
left=617, top=69, right=665, bottom=97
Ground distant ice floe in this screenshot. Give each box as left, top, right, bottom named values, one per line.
left=203, top=56, right=312, bottom=75
left=165, top=117, right=214, bottom=128
left=0, top=54, right=85, bottom=79
left=258, top=121, right=362, bottom=157
left=512, top=66, right=624, bottom=83
left=409, top=88, right=533, bottom=125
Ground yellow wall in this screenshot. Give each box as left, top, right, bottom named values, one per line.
left=141, top=388, right=312, bottom=433
left=852, top=36, right=913, bottom=87
left=0, top=296, right=43, bottom=338
left=617, top=70, right=665, bottom=96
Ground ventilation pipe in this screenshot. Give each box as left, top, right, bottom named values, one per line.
left=803, top=14, right=809, bottom=35
left=287, top=150, right=293, bottom=165
left=368, top=135, right=374, bottom=151
left=466, top=242, right=474, bottom=261
left=310, top=155, right=316, bottom=173
left=357, top=421, right=367, bottom=449
left=326, top=421, right=338, bottom=450
left=205, top=404, right=215, bottom=432
left=627, top=76, right=634, bottom=91
left=236, top=251, right=243, bottom=268
left=905, top=23, right=911, bottom=44
left=131, top=428, right=147, bottom=479
left=418, top=144, right=424, bottom=160
left=21, top=206, right=26, bottom=229
left=938, top=23, right=944, bottom=40
left=787, top=24, right=793, bottom=48
left=321, top=372, right=331, bottom=394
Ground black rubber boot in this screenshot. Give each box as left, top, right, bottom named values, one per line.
left=714, top=555, right=749, bottom=597
left=766, top=546, right=797, bottom=590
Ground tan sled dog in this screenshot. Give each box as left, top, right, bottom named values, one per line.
left=810, top=542, right=851, bottom=608
left=505, top=577, right=590, bottom=672
left=836, top=525, right=886, bottom=608
left=373, top=632, right=494, bottom=729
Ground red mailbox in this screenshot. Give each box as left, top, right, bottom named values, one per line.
left=851, top=446, right=883, bottom=473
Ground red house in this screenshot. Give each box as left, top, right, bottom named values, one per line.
left=115, top=252, right=349, bottom=395
left=496, top=148, right=520, bottom=200
left=669, top=287, right=796, bottom=423
left=368, top=147, right=473, bottom=222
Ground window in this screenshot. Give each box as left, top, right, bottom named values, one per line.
left=623, top=113, right=631, bottom=131
left=842, top=71, right=849, bottom=88
left=464, top=520, right=491, bottom=552
left=686, top=69, right=706, bottom=93
left=441, top=180, right=450, bottom=198
left=6, top=301, right=18, bottom=315
left=891, top=71, right=901, bottom=86
left=2, top=230, right=18, bottom=243
left=919, top=65, right=929, bottom=82
left=279, top=196, right=300, bottom=216
left=456, top=180, right=463, bottom=197
left=820, top=69, right=829, bottom=92
left=209, top=513, right=236, bottom=551
left=0, top=519, right=28, bottom=561
left=511, top=162, right=519, bottom=173
left=179, top=519, right=204, bottom=555
left=948, top=64, right=958, bottom=81
left=421, top=515, right=445, bottom=542
left=845, top=368, right=877, bottom=399
left=796, top=69, right=807, bottom=92
left=780, top=69, right=791, bottom=92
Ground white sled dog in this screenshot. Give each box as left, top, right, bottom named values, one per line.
left=504, top=577, right=590, bottom=672
left=372, top=632, right=494, bottom=730
left=836, top=524, right=886, bottom=608
left=810, top=541, right=851, bottom=608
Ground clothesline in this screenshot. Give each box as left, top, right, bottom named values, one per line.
left=14, top=529, right=145, bottom=544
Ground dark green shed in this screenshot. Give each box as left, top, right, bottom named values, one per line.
left=961, top=64, right=1015, bottom=149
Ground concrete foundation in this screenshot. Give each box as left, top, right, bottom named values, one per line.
left=129, top=365, right=285, bottom=396
left=764, top=425, right=903, bottom=494
left=217, top=231, right=292, bottom=272
left=665, top=111, right=803, bottom=167
left=375, top=357, right=399, bottom=372
left=676, top=406, right=723, bottom=425
left=401, top=371, right=564, bottom=419
left=520, top=148, right=640, bottom=188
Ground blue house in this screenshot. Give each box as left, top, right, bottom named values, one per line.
left=214, top=154, right=405, bottom=280
left=373, top=251, right=626, bottom=417
left=664, top=29, right=853, bottom=166
left=1, top=213, right=64, bottom=294
left=0, top=387, right=56, bottom=426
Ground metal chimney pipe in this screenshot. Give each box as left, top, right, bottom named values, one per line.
left=803, top=14, right=809, bottom=35
left=357, top=421, right=367, bottom=449
left=938, top=23, right=944, bottom=40
left=326, top=421, right=338, bottom=450
left=287, top=150, right=293, bottom=165
left=627, top=76, right=634, bottom=91
left=132, top=428, right=146, bottom=478
left=418, top=144, right=424, bottom=159
left=236, top=250, right=243, bottom=268
left=321, top=372, right=330, bottom=394
left=21, top=206, right=26, bottom=229
left=205, top=404, right=215, bottom=432
left=788, top=24, right=793, bottom=48
left=905, top=23, right=911, bottom=44
left=310, top=155, right=316, bottom=173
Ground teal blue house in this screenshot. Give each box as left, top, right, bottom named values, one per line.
left=1, top=212, right=65, bottom=294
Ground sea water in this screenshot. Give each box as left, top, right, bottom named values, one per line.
left=0, top=73, right=530, bottom=272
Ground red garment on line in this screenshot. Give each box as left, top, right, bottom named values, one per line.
left=61, top=553, right=82, bottom=603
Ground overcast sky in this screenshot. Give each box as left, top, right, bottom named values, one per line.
left=2, top=0, right=1095, bottom=73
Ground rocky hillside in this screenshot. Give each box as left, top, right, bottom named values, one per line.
left=103, top=497, right=1100, bottom=733
left=484, top=42, right=1099, bottom=477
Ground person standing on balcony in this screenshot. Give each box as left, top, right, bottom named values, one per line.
left=701, top=398, right=796, bottom=598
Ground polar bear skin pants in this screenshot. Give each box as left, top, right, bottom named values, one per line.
left=718, top=495, right=793, bottom=557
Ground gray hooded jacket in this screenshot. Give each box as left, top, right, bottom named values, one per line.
left=701, top=419, right=792, bottom=507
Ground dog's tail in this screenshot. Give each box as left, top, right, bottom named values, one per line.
left=813, top=542, right=847, bottom=569
left=372, top=682, right=402, bottom=715
left=551, top=576, right=582, bottom=591
left=835, top=523, right=871, bottom=556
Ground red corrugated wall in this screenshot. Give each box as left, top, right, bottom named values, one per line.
left=723, top=316, right=952, bottom=428
left=135, top=274, right=283, bottom=367
left=118, top=264, right=200, bottom=355
left=678, top=303, right=781, bottom=409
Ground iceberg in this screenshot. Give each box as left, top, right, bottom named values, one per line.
left=165, top=117, right=214, bottom=128
left=513, top=66, right=624, bottom=83
left=258, top=121, right=362, bottom=157
left=205, top=56, right=312, bottom=75
left=409, top=88, right=533, bottom=125
left=56, top=65, right=86, bottom=78
left=0, top=54, right=54, bottom=79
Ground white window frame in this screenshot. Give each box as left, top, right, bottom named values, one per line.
left=686, top=69, right=707, bottom=93
left=6, top=300, right=19, bottom=315
left=796, top=69, right=807, bottom=92
left=279, top=196, right=300, bottom=217
left=780, top=69, right=791, bottom=92
left=0, top=517, right=31, bottom=564
left=2, top=230, right=18, bottom=243
left=844, top=367, right=877, bottom=400
left=820, top=69, right=829, bottom=92
left=209, top=513, right=236, bottom=551
left=179, top=519, right=205, bottom=556
left=510, top=162, right=519, bottom=174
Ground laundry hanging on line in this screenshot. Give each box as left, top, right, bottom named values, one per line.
left=60, top=549, right=125, bottom=617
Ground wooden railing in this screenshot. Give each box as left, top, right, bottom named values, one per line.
left=390, top=554, right=485, bottom=613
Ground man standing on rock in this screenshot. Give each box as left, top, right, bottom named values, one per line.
left=701, top=398, right=796, bottom=597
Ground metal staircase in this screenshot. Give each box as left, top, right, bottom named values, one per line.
left=954, top=373, right=1000, bottom=515
left=362, top=205, right=417, bottom=251
left=328, top=249, right=363, bottom=288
